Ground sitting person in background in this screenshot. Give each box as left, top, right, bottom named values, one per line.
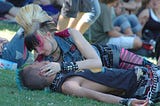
left=121, top=0, right=142, bottom=14
left=113, top=0, right=142, bottom=37
left=138, top=0, right=160, bottom=63
left=56, top=0, right=101, bottom=34
left=84, top=0, right=142, bottom=50
left=0, top=1, right=19, bottom=21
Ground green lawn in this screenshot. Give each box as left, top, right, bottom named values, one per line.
left=0, top=21, right=115, bottom=106
left=0, top=21, right=160, bottom=106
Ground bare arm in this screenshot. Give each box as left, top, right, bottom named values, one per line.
left=108, top=29, right=123, bottom=37
left=138, top=9, right=149, bottom=28
left=62, top=80, right=149, bottom=106
left=69, top=28, right=102, bottom=72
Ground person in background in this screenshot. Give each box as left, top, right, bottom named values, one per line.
left=84, top=0, right=142, bottom=50
left=56, top=0, right=101, bottom=34
left=121, top=0, right=142, bottom=14
left=0, top=1, right=19, bottom=21
left=113, top=0, right=142, bottom=37
left=138, top=0, right=160, bottom=64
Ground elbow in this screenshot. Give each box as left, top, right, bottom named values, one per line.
left=96, top=57, right=102, bottom=68
left=99, top=59, right=102, bottom=67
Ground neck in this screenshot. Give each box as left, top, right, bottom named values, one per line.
left=51, top=43, right=59, bottom=55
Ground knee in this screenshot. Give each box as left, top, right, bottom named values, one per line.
left=133, top=37, right=142, bottom=49
left=83, top=3, right=101, bottom=24
left=114, top=15, right=131, bottom=32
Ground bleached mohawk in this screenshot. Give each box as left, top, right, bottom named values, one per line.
left=16, top=4, right=53, bottom=35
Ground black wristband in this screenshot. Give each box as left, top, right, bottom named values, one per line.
left=60, top=62, right=79, bottom=73
left=119, top=98, right=129, bottom=106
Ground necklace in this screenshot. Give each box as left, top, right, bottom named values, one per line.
left=51, top=43, right=59, bottom=55
left=52, top=48, right=62, bottom=62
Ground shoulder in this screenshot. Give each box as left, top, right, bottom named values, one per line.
left=138, top=8, right=149, bottom=18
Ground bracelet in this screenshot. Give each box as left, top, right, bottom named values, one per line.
left=60, top=62, right=79, bottom=73
left=119, top=98, right=134, bottom=106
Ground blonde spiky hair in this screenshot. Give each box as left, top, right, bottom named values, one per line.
left=16, top=4, right=53, bottom=35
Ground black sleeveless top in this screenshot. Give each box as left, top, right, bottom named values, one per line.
left=49, top=67, right=137, bottom=97
left=142, top=9, right=160, bottom=38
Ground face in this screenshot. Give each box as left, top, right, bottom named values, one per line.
left=23, top=61, right=56, bottom=82
left=110, top=0, right=119, bottom=7
left=34, top=33, right=55, bottom=56
left=23, top=61, right=48, bottom=71
left=22, top=61, right=56, bottom=88
left=114, top=2, right=122, bottom=15
left=152, top=0, right=160, bottom=9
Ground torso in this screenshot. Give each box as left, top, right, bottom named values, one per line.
left=90, top=3, right=114, bottom=45
left=142, top=9, right=160, bottom=37
left=63, top=76, right=124, bottom=95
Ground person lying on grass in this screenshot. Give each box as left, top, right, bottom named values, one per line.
left=15, top=6, right=159, bottom=105
left=0, top=28, right=33, bottom=68
left=17, top=60, right=160, bottom=106
left=15, top=4, right=157, bottom=74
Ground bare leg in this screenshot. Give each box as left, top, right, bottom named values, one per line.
left=57, top=15, right=70, bottom=31
left=133, top=36, right=142, bottom=49
left=67, top=13, right=84, bottom=28
left=75, top=13, right=90, bottom=34
left=124, top=27, right=133, bottom=35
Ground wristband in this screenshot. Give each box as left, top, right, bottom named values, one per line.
left=60, top=62, right=79, bottom=73
left=119, top=98, right=136, bottom=106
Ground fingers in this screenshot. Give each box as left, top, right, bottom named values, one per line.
left=40, top=64, right=52, bottom=73
left=133, top=99, right=149, bottom=106
left=42, top=69, right=57, bottom=77
left=39, top=62, right=59, bottom=77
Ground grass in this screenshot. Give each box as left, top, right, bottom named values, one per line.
left=0, top=21, right=115, bottom=106
left=0, top=21, right=160, bottom=106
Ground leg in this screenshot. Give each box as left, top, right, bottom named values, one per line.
left=57, top=0, right=79, bottom=31
left=57, top=15, right=70, bottom=31
left=67, top=12, right=84, bottom=29
left=107, top=36, right=142, bottom=49
left=113, top=14, right=133, bottom=35
left=75, top=0, right=101, bottom=34
left=126, top=14, right=142, bottom=37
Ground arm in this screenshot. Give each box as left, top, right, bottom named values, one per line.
left=122, top=1, right=137, bottom=11
left=69, top=29, right=102, bottom=72
left=108, top=29, right=124, bottom=37
left=40, top=28, right=102, bottom=76
left=62, top=80, right=148, bottom=106
left=138, top=9, right=149, bottom=28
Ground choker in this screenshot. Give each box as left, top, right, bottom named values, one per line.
left=51, top=44, right=59, bottom=55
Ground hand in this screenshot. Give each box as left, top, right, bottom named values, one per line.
left=131, top=99, right=149, bottom=106
left=40, top=61, right=61, bottom=77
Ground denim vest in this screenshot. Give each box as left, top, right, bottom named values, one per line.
left=43, top=36, right=85, bottom=62
left=2, top=28, right=29, bottom=68
left=56, top=36, right=85, bottom=62
left=42, top=36, right=102, bottom=62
